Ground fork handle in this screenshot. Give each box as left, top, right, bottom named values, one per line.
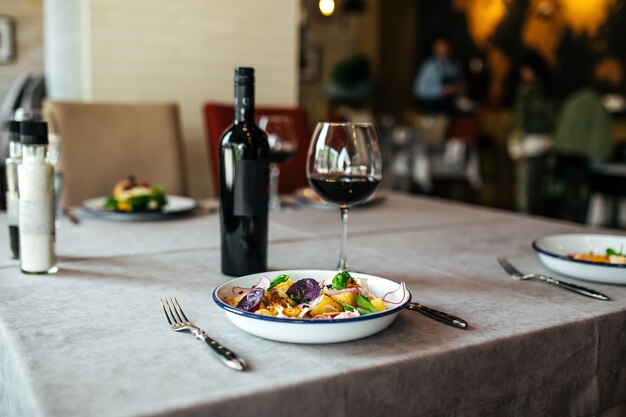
left=537, top=275, right=610, bottom=301
left=191, top=328, right=248, bottom=371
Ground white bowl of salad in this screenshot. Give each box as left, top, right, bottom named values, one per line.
left=212, top=270, right=411, bottom=344
left=533, top=233, right=626, bottom=285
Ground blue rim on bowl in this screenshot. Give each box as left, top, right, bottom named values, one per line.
left=532, top=239, right=626, bottom=269
left=212, top=286, right=412, bottom=325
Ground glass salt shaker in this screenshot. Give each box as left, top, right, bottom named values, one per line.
left=17, top=120, right=57, bottom=274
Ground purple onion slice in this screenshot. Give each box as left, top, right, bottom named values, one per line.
left=236, top=287, right=265, bottom=311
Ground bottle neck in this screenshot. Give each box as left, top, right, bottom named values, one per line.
left=234, top=83, right=255, bottom=123
left=22, top=145, right=48, bottom=161
left=9, top=142, right=22, bottom=159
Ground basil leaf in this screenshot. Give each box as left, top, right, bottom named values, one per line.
left=129, top=194, right=151, bottom=211
left=285, top=278, right=321, bottom=304
left=607, top=248, right=618, bottom=256
left=340, top=303, right=355, bottom=312
left=268, top=274, right=290, bottom=290
left=152, top=185, right=167, bottom=206
left=332, top=271, right=352, bottom=290
left=104, top=196, right=118, bottom=210
left=356, top=295, right=378, bottom=314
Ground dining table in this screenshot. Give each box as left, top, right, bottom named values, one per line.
left=0, top=191, right=625, bottom=417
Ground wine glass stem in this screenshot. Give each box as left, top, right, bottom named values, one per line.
left=269, top=163, right=281, bottom=210
left=338, top=205, right=349, bottom=271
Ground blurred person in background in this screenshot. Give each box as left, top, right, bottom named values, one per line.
left=413, top=37, right=463, bottom=116
left=507, top=51, right=554, bottom=214
left=413, top=37, right=463, bottom=155
left=553, top=59, right=623, bottom=162
left=546, top=60, right=623, bottom=224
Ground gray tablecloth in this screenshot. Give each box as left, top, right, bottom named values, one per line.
left=0, top=192, right=625, bottom=417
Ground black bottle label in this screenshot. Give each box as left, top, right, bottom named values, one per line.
left=233, top=160, right=269, bottom=216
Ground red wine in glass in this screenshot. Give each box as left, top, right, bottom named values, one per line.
left=309, top=174, right=380, bottom=206
left=269, top=148, right=297, bottom=165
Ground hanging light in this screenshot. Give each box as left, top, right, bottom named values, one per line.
left=319, top=0, right=335, bottom=16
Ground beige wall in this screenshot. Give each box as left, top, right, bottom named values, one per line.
left=0, top=0, right=43, bottom=103
left=49, top=0, right=299, bottom=198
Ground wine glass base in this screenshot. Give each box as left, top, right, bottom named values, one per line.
left=269, top=198, right=282, bottom=210
left=337, top=259, right=348, bottom=271
left=270, top=197, right=298, bottom=211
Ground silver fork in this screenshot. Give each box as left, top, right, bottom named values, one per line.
left=497, top=257, right=609, bottom=301
left=160, top=298, right=247, bottom=371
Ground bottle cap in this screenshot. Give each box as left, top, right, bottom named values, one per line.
left=235, top=67, right=255, bottom=85
left=21, top=120, right=48, bottom=145
left=7, top=120, right=21, bottom=142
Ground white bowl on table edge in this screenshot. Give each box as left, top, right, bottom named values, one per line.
left=212, top=270, right=411, bottom=344
left=532, top=233, right=626, bottom=285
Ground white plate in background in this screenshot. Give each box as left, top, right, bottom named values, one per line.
left=81, top=195, right=197, bottom=221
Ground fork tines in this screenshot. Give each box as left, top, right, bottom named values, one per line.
left=160, top=297, right=189, bottom=325
left=497, top=257, right=519, bottom=276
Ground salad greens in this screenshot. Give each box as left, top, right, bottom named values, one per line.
left=606, top=246, right=624, bottom=256
left=332, top=271, right=352, bottom=290
left=268, top=274, right=290, bottom=291
left=356, top=295, right=378, bottom=314
left=105, top=185, right=167, bottom=212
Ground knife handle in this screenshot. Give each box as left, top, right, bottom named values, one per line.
left=537, top=275, right=610, bottom=301
left=406, top=303, right=469, bottom=329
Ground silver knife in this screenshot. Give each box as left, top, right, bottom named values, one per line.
left=405, top=302, right=469, bottom=329
left=62, top=207, right=81, bottom=225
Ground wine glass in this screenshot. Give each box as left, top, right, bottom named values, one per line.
left=306, top=122, right=383, bottom=271
left=258, top=115, right=298, bottom=210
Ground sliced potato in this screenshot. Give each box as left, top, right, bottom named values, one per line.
left=609, top=255, right=626, bottom=264
left=370, top=297, right=386, bottom=312
left=573, top=253, right=609, bottom=263
left=330, top=292, right=357, bottom=307
left=310, top=295, right=341, bottom=316
left=272, top=281, right=294, bottom=299
left=229, top=295, right=244, bottom=307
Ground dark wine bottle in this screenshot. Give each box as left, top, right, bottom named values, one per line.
left=219, top=67, right=270, bottom=276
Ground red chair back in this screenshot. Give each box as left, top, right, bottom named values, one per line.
left=448, top=115, right=481, bottom=145
left=203, top=103, right=311, bottom=194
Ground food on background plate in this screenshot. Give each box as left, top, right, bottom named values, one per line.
left=105, top=176, right=167, bottom=212
left=569, top=246, right=626, bottom=265
left=222, top=271, right=407, bottom=319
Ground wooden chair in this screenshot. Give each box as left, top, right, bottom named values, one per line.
left=203, top=103, right=311, bottom=194
left=43, top=101, right=187, bottom=207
